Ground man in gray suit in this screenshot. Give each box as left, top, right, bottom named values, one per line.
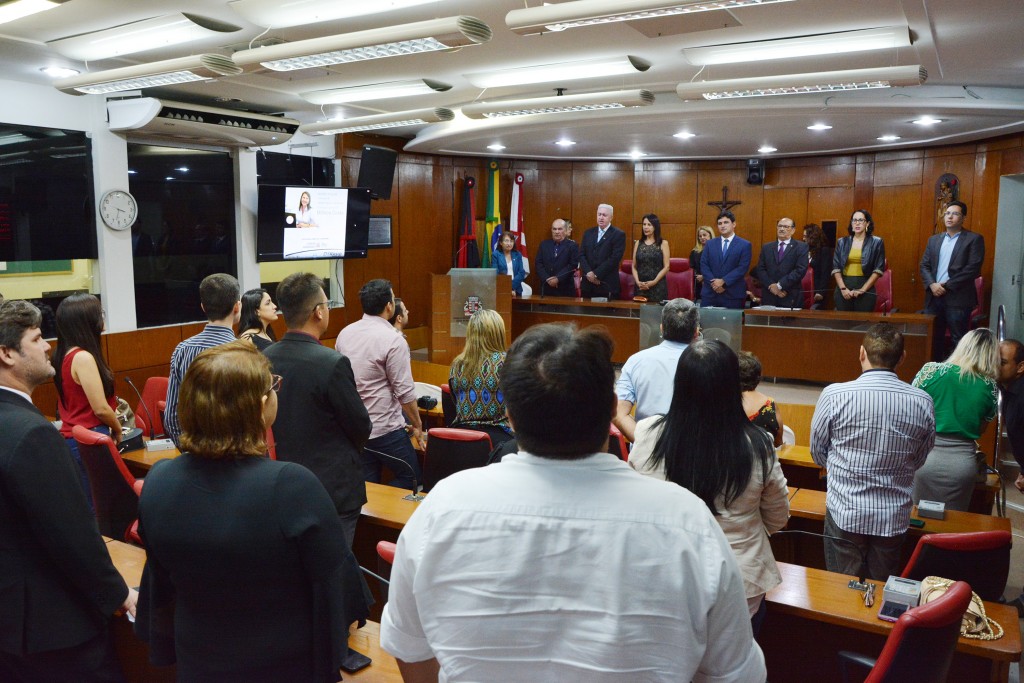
left=920, top=200, right=984, bottom=361
left=752, top=217, right=809, bottom=308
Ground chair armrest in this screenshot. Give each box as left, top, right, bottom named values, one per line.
left=133, top=479, right=144, bottom=496
left=837, top=650, right=876, bottom=683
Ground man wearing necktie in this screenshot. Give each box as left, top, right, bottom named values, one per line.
left=579, top=203, right=626, bottom=299
left=700, top=211, right=752, bottom=309
left=753, top=217, right=809, bottom=308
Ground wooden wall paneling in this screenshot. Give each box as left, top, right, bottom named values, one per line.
left=761, top=188, right=808, bottom=246
left=658, top=224, right=695, bottom=263
left=971, top=150, right=1003, bottom=301
left=769, top=161, right=856, bottom=189
left=517, top=165, right=573, bottom=293
left=872, top=157, right=924, bottom=187
left=430, top=273, right=451, bottom=363
left=571, top=162, right=634, bottom=231
left=397, top=160, right=455, bottom=334
left=633, top=165, right=697, bottom=224
left=695, top=168, right=763, bottom=234
left=807, top=186, right=855, bottom=240
left=105, top=325, right=183, bottom=372
left=854, top=160, right=875, bottom=211
left=1000, top=147, right=1024, bottom=176
left=870, top=185, right=924, bottom=314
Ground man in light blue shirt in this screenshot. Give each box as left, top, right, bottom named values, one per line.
left=614, top=298, right=700, bottom=441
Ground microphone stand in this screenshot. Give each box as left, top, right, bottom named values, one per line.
left=364, top=446, right=424, bottom=502
left=124, top=376, right=156, bottom=440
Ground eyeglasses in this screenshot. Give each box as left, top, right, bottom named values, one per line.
left=944, top=211, right=963, bottom=217
left=851, top=218, right=868, bottom=223
left=777, top=224, right=795, bottom=229
left=267, top=374, right=283, bottom=395
left=313, top=300, right=338, bottom=311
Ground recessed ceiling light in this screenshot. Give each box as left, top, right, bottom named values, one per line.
left=41, top=66, right=79, bottom=78
left=128, top=169, right=138, bottom=174
left=629, top=150, right=647, bottom=159
left=165, top=176, right=174, bottom=181
left=913, top=116, right=943, bottom=125
left=807, top=123, right=832, bottom=131
left=877, top=135, right=901, bottom=141
left=758, top=145, right=777, bottom=154
left=487, top=143, right=506, bottom=151
left=176, top=166, right=189, bottom=172
left=556, top=139, right=576, bottom=147
left=673, top=131, right=696, bottom=139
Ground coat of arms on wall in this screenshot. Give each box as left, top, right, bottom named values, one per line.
left=935, top=173, right=960, bottom=231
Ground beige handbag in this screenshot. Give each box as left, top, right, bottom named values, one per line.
left=114, top=397, right=136, bottom=432
left=920, top=576, right=1003, bottom=640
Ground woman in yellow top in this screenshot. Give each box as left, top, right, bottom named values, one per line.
left=831, top=209, right=886, bottom=312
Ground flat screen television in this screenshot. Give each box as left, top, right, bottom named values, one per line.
left=256, top=186, right=371, bottom=261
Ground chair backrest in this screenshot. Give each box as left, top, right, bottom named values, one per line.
left=440, top=383, right=458, bottom=426
left=265, top=426, right=276, bottom=460
left=618, top=270, right=634, bottom=300
left=669, top=257, right=690, bottom=272
left=608, top=423, right=629, bottom=461
left=422, top=428, right=493, bottom=492
left=866, top=580, right=972, bottom=683
left=376, top=541, right=397, bottom=603
left=135, top=376, right=169, bottom=438
left=900, top=530, right=1011, bottom=601
left=620, top=259, right=633, bottom=275
left=71, top=425, right=140, bottom=543
left=874, top=269, right=893, bottom=313
left=802, top=266, right=815, bottom=309
left=573, top=268, right=582, bottom=297
left=746, top=275, right=762, bottom=302
left=666, top=265, right=694, bottom=300
left=969, top=275, right=985, bottom=324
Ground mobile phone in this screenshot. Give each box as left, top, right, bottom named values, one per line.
left=908, top=518, right=925, bottom=528
left=341, top=649, right=372, bottom=674
left=878, top=601, right=909, bottom=622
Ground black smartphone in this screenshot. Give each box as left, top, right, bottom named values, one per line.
left=341, top=649, right=372, bottom=674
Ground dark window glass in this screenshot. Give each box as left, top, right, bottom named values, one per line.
left=128, top=144, right=236, bottom=328
left=256, top=151, right=335, bottom=187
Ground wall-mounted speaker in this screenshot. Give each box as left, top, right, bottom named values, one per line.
left=746, top=158, right=765, bottom=185
left=356, top=145, right=398, bottom=200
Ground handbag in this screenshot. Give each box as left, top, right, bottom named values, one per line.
left=920, top=576, right=1003, bottom=640
left=114, top=397, right=136, bottom=432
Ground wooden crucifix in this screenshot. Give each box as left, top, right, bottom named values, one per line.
left=707, top=186, right=742, bottom=213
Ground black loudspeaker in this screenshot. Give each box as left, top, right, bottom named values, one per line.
left=746, top=158, right=765, bottom=185
left=356, top=145, right=398, bottom=200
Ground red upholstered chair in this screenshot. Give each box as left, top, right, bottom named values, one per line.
left=134, top=376, right=168, bottom=438
left=969, top=275, right=985, bottom=327
left=900, top=530, right=1011, bottom=602
left=608, top=423, right=629, bottom=461
left=618, top=260, right=635, bottom=300
left=72, top=425, right=143, bottom=544
left=745, top=275, right=763, bottom=307
left=573, top=268, right=582, bottom=298
left=666, top=258, right=694, bottom=301
left=422, top=428, right=493, bottom=492
left=440, top=383, right=457, bottom=426
left=265, top=426, right=276, bottom=460
left=802, top=266, right=816, bottom=309
left=837, top=581, right=972, bottom=683
left=376, top=541, right=398, bottom=603
left=873, top=269, right=894, bottom=313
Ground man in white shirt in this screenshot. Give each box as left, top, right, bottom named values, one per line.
left=380, top=323, right=764, bottom=682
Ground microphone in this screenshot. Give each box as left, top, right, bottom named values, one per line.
left=363, top=446, right=424, bottom=502
left=771, top=529, right=873, bottom=593
left=125, top=376, right=156, bottom=440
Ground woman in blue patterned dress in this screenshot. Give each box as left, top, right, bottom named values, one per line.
left=448, top=309, right=513, bottom=448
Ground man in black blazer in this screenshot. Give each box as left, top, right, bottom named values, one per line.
left=264, top=273, right=372, bottom=547
left=535, top=218, right=579, bottom=297
left=579, top=203, right=626, bottom=298
left=920, top=200, right=985, bottom=361
left=0, top=300, right=134, bottom=681
left=752, top=217, right=810, bottom=308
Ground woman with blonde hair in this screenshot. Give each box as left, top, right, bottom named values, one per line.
left=690, top=226, right=714, bottom=298
left=135, top=341, right=369, bottom=682
left=449, top=309, right=513, bottom=447
left=912, top=328, right=999, bottom=511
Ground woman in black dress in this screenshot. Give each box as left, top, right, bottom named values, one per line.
left=238, top=288, right=278, bottom=351
left=802, top=223, right=833, bottom=309
left=632, top=213, right=670, bottom=302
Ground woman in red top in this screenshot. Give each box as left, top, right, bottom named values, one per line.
left=53, top=293, right=120, bottom=509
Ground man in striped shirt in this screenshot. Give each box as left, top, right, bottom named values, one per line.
left=810, top=322, right=935, bottom=580
left=164, top=273, right=241, bottom=446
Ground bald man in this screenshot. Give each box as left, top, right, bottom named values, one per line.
left=535, top=218, right=579, bottom=297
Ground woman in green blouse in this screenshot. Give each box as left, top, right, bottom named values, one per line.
left=912, top=328, right=999, bottom=511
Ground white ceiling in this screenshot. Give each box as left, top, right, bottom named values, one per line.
left=2, top=0, right=1023, bottom=160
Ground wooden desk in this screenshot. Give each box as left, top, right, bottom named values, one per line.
left=362, top=481, right=423, bottom=530
left=120, top=441, right=180, bottom=476
left=762, top=562, right=1020, bottom=682
left=512, top=296, right=646, bottom=363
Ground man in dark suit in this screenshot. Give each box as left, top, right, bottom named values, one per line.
left=264, top=273, right=372, bottom=547
left=0, top=300, right=135, bottom=681
left=701, top=211, right=753, bottom=309
left=579, top=203, right=626, bottom=298
left=535, top=218, right=579, bottom=297
left=920, top=200, right=984, bottom=361
left=752, top=217, right=809, bottom=308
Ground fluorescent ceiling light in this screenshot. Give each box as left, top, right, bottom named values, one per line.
left=465, top=56, right=649, bottom=89
left=877, top=135, right=901, bottom=141
left=232, top=16, right=491, bottom=72
left=629, top=150, right=647, bottom=159
left=299, top=107, right=454, bottom=135
left=462, top=89, right=654, bottom=119
left=556, top=139, right=576, bottom=146
left=54, top=54, right=242, bottom=95
left=507, top=0, right=794, bottom=36
left=228, top=0, right=441, bottom=29
left=487, top=143, right=506, bottom=150
left=0, top=0, right=66, bottom=26
left=807, top=123, right=832, bottom=130
left=682, top=26, right=911, bottom=65
left=758, top=145, right=777, bottom=153
left=40, top=66, right=79, bottom=78
left=673, top=131, right=696, bottom=138
left=47, top=13, right=240, bottom=62
left=302, top=79, right=450, bottom=105
left=676, top=65, right=926, bottom=100
left=913, top=116, right=942, bottom=125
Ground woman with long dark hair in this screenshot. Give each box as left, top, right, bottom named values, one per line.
left=629, top=340, right=789, bottom=633
left=53, top=293, right=121, bottom=507
left=832, top=209, right=886, bottom=312
left=238, top=288, right=278, bottom=351
left=632, top=213, right=670, bottom=302
left=802, top=223, right=832, bottom=308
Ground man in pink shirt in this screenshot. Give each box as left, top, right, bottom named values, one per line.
left=336, top=279, right=424, bottom=490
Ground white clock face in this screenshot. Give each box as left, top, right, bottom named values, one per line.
left=100, top=190, right=138, bottom=231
